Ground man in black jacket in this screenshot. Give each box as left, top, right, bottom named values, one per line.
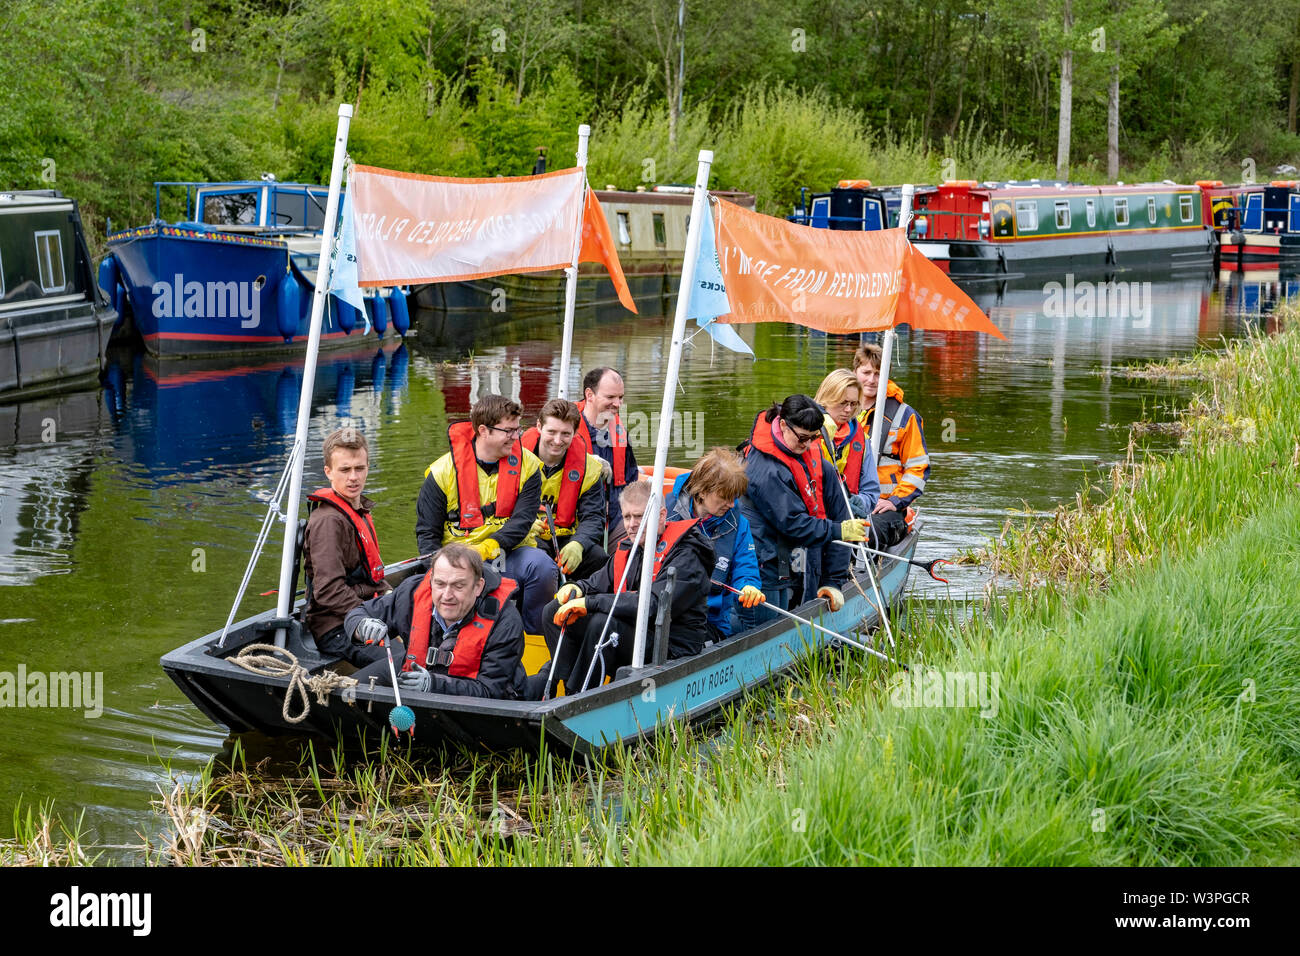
left=536, top=479, right=715, bottom=698
left=344, top=544, right=526, bottom=699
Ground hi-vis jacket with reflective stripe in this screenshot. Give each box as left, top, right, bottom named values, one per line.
left=415, top=438, right=544, bottom=556
left=857, top=380, right=929, bottom=509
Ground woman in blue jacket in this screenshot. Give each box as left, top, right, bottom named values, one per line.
left=665, top=447, right=765, bottom=641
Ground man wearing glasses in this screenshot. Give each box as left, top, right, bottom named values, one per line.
left=738, top=394, right=868, bottom=626
left=416, top=394, right=557, bottom=634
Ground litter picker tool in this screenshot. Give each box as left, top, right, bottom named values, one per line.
left=832, top=539, right=951, bottom=582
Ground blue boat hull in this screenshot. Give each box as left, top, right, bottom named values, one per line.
left=106, top=225, right=400, bottom=358
left=161, top=532, right=917, bottom=755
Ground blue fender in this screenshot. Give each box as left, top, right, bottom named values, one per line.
left=334, top=295, right=360, bottom=334
left=97, top=256, right=125, bottom=330
left=387, top=289, right=411, bottom=336
left=366, top=294, right=389, bottom=335
left=387, top=343, right=409, bottom=391
left=276, top=275, right=300, bottom=340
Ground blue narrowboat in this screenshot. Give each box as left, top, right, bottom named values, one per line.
left=102, top=179, right=412, bottom=358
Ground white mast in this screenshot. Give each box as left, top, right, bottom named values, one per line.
left=557, top=124, right=591, bottom=399
left=631, top=148, right=713, bottom=668
left=871, top=183, right=915, bottom=454
left=273, top=103, right=354, bottom=635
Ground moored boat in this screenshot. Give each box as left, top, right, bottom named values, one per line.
left=908, top=180, right=1214, bottom=276
left=1, top=190, right=118, bottom=401
left=103, top=179, right=412, bottom=358
left=1218, top=181, right=1300, bottom=270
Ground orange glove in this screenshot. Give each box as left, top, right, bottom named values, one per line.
left=552, top=598, right=587, bottom=628
left=737, top=585, right=766, bottom=608
left=817, top=586, right=845, bottom=612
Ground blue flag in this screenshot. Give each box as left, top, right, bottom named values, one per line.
left=686, top=201, right=753, bottom=356
left=328, top=189, right=368, bottom=316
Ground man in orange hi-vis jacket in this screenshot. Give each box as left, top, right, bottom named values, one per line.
left=853, top=343, right=929, bottom=547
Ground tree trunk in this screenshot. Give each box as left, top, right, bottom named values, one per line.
left=1107, top=45, right=1120, bottom=181
left=1289, top=36, right=1299, bottom=134
left=1056, top=0, right=1072, bottom=181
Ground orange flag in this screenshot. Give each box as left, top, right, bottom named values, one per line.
left=578, top=189, right=638, bottom=313
left=898, top=244, right=1005, bottom=338
left=710, top=198, right=1002, bottom=338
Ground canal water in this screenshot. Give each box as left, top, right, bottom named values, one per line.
left=0, top=266, right=1293, bottom=856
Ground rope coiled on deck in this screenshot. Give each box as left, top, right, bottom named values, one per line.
left=230, top=644, right=357, bottom=724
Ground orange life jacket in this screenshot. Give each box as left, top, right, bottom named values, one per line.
left=447, top=420, right=522, bottom=530
left=612, top=518, right=699, bottom=593
left=575, top=401, right=627, bottom=486
left=305, top=488, right=385, bottom=584
left=521, top=426, right=586, bottom=528
left=745, top=413, right=827, bottom=518
left=406, top=573, right=518, bottom=678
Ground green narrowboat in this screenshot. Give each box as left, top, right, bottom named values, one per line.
left=909, top=181, right=1214, bottom=277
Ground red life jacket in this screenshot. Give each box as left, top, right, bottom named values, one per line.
left=406, top=572, right=518, bottom=678
left=521, top=426, right=587, bottom=528
left=575, top=401, right=627, bottom=487
left=745, top=412, right=827, bottom=518
left=447, top=420, right=522, bottom=530
left=835, top=420, right=868, bottom=495
left=612, top=518, right=699, bottom=593
left=305, top=488, right=385, bottom=584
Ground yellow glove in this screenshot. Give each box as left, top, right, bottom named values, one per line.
left=558, top=540, right=584, bottom=574
left=553, top=598, right=587, bottom=627
left=473, top=538, right=501, bottom=561
left=737, top=585, right=766, bottom=608
left=531, top=515, right=549, bottom=540
left=555, top=583, right=583, bottom=604
left=817, top=586, right=845, bottom=612
left=840, top=519, right=867, bottom=543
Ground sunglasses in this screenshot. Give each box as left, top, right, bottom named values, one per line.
left=785, top=424, right=820, bottom=444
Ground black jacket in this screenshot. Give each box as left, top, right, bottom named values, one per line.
left=573, top=522, right=715, bottom=659
left=344, top=566, right=525, bottom=699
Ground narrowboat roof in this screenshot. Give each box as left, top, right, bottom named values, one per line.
left=929, top=180, right=1203, bottom=199
left=0, top=189, right=76, bottom=212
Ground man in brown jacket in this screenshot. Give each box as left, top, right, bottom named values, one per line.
left=303, top=427, right=391, bottom=665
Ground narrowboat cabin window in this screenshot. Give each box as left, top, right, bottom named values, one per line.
left=1086, top=199, right=1096, bottom=228
left=34, top=230, right=65, bottom=293
left=1179, top=195, right=1194, bottom=222
left=1114, top=198, right=1129, bottom=226
left=1054, top=200, right=1071, bottom=230
left=653, top=212, right=666, bottom=247
left=616, top=211, right=631, bottom=246
left=1146, top=197, right=1157, bottom=224
left=201, top=189, right=260, bottom=226
left=1015, top=200, right=1038, bottom=232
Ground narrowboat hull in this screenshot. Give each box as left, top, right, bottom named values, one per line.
left=161, top=532, right=916, bottom=756
left=918, top=229, right=1215, bottom=278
